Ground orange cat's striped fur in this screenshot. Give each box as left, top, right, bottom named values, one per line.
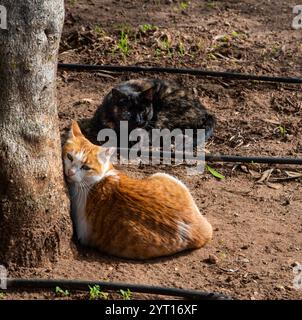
left=63, top=121, right=213, bottom=259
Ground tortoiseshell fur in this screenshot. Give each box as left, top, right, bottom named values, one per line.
left=91, top=79, right=215, bottom=142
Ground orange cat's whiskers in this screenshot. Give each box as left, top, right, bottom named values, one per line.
left=74, top=184, right=86, bottom=206
left=80, top=179, right=90, bottom=190
left=69, top=177, right=89, bottom=198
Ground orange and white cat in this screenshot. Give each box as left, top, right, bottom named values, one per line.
left=63, top=121, right=213, bottom=259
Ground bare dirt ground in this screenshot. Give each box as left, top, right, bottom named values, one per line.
left=4, top=0, right=302, bottom=300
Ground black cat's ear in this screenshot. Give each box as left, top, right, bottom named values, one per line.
left=111, top=88, right=127, bottom=101
left=140, top=87, right=153, bottom=102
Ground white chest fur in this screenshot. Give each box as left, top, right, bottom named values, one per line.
left=69, top=183, right=91, bottom=245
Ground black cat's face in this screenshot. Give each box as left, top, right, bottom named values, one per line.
left=110, top=87, right=154, bottom=131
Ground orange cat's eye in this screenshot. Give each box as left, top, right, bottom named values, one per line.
left=81, top=164, right=91, bottom=171
left=67, top=153, right=73, bottom=162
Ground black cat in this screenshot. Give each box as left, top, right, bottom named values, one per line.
left=90, top=78, right=215, bottom=145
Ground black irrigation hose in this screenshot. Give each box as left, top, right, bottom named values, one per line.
left=58, top=63, right=302, bottom=84
left=116, top=148, right=302, bottom=165
left=205, top=154, right=302, bottom=165
left=7, top=278, right=232, bottom=300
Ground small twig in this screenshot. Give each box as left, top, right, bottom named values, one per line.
left=217, top=267, right=241, bottom=273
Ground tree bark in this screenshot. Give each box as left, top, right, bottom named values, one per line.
left=0, top=1, right=72, bottom=268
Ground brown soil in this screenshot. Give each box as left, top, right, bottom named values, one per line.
left=4, top=0, right=302, bottom=300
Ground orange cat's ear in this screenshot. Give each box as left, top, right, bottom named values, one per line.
left=70, top=121, right=82, bottom=138
left=98, top=147, right=116, bottom=164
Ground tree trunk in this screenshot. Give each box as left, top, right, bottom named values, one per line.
left=0, top=1, right=72, bottom=268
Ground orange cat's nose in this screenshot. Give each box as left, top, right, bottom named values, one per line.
left=68, top=169, right=76, bottom=177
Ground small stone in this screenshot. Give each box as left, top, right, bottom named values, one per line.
left=241, top=258, right=250, bottom=264
left=81, top=98, right=93, bottom=104
left=291, top=261, right=300, bottom=267
left=284, top=285, right=293, bottom=291
left=275, top=285, right=285, bottom=291
left=241, top=245, right=249, bottom=250
left=240, top=165, right=249, bottom=173
left=204, top=254, right=218, bottom=264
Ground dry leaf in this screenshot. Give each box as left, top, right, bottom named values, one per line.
left=285, top=171, right=302, bottom=178
left=249, top=169, right=261, bottom=178
left=266, top=182, right=282, bottom=190
left=257, top=169, right=274, bottom=183
left=261, top=118, right=280, bottom=125
left=270, top=176, right=302, bottom=182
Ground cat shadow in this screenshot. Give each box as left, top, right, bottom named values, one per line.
left=72, top=239, right=198, bottom=266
